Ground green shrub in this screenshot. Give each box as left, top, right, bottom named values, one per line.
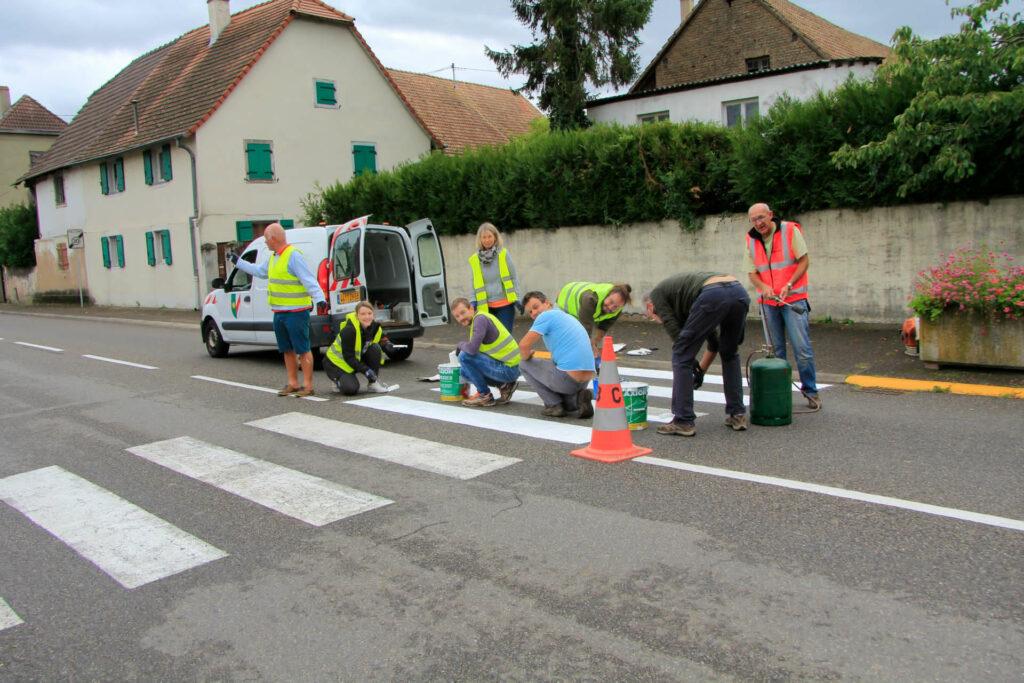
left=0, top=203, right=38, bottom=268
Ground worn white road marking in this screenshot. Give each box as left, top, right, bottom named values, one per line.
left=637, top=456, right=1024, bottom=533
left=127, top=436, right=392, bottom=525
left=191, top=375, right=328, bottom=402
left=13, top=342, right=63, bottom=353
left=619, top=366, right=830, bottom=391
left=83, top=354, right=158, bottom=370
left=249, top=412, right=522, bottom=478
left=0, top=466, right=227, bottom=589
left=350, top=396, right=594, bottom=445
left=0, top=598, right=23, bottom=631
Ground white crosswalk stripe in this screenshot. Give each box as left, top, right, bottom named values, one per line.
left=127, top=436, right=392, bottom=526
left=0, top=466, right=227, bottom=589
left=0, top=598, right=23, bottom=632
left=249, top=412, right=522, bottom=479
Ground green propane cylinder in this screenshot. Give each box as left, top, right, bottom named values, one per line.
left=749, top=357, right=793, bottom=426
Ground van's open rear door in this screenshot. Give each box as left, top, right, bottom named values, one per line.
left=406, top=218, right=448, bottom=326
left=329, top=220, right=366, bottom=317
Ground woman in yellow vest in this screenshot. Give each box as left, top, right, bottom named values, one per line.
left=467, top=222, right=521, bottom=335
left=556, top=282, right=633, bottom=356
left=324, top=302, right=397, bottom=395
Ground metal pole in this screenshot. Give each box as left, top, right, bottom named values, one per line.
left=77, top=246, right=84, bottom=308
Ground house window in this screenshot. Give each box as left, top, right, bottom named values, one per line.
left=746, top=56, right=771, bottom=73
left=53, top=173, right=66, bottom=206
left=245, top=141, right=275, bottom=181
left=144, top=144, right=173, bottom=185
left=57, top=243, right=70, bottom=270
left=145, top=229, right=173, bottom=266
left=723, top=98, right=759, bottom=127
left=637, top=111, right=670, bottom=124
left=99, top=157, right=125, bottom=195
left=314, top=79, right=338, bottom=107
left=101, top=235, right=125, bottom=269
left=352, top=143, right=377, bottom=176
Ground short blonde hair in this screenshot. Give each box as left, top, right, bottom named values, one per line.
left=475, top=222, right=503, bottom=251
left=354, top=301, right=374, bottom=315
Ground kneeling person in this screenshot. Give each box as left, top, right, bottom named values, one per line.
left=518, top=291, right=596, bottom=418
left=324, top=301, right=396, bottom=395
left=451, top=298, right=521, bottom=407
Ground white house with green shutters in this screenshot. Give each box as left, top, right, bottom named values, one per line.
left=23, top=0, right=439, bottom=308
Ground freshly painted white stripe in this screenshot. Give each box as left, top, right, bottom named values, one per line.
left=127, top=436, right=392, bottom=525
left=0, top=466, right=227, bottom=589
left=350, top=396, right=594, bottom=445
left=13, top=342, right=63, bottom=353
left=191, top=375, right=329, bottom=402
left=0, top=598, right=23, bottom=631
left=431, top=386, right=544, bottom=405
left=83, top=354, right=158, bottom=370
left=636, top=456, right=1024, bottom=533
left=248, top=412, right=521, bottom=479
left=618, top=366, right=830, bottom=391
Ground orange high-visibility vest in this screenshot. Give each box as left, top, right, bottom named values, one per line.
left=747, top=221, right=809, bottom=306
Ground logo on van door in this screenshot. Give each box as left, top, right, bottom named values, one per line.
left=230, top=293, right=243, bottom=318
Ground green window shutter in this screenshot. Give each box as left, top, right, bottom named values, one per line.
left=101, top=236, right=111, bottom=268
left=280, top=219, right=294, bottom=229
left=114, top=158, right=125, bottom=192
left=145, top=231, right=156, bottom=266
left=160, top=144, right=173, bottom=181
left=115, top=235, right=125, bottom=267
left=161, top=229, right=172, bottom=265
left=143, top=150, right=154, bottom=185
left=236, top=220, right=254, bottom=242
left=100, top=162, right=109, bottom=195
left=315, top=80, right=336, bottom=106
left=245, top=143, right=273, bottom=180
left=353, top=144, right=376, bottom=176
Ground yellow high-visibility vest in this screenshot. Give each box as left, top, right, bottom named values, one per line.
left=468, top=248, right=517, bottom=313
left=471, top=311, right=520, bottom=367
left=326, top=312, right=384, bottom=373
left=557, top=281, right=618, bottom=323
left=267, top=244, right=312, bottom=310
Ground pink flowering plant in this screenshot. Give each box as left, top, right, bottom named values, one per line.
left=910, top=247, right=1024, bottom=321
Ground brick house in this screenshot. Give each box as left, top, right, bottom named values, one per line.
left=587, top=0, right=889, bottom=127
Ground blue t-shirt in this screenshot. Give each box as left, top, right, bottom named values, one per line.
left=530, top=308, right=595, bottom=372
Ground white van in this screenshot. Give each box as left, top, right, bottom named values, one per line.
left=201, top=218, right=448, bottom=361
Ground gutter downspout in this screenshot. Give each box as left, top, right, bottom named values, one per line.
left=177, top=137, right=202, bottom=309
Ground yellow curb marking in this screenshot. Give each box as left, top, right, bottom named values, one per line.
left=846, top=375, right=1024, bottom=399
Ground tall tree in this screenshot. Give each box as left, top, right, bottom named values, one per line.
left=486, top=0, right=653, bottom=131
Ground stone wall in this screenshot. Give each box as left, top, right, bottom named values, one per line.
left=441, top=196, right=1024, bottom=324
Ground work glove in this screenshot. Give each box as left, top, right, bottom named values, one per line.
left=364, top=368, right=378, bottom=383
left=692, top=362, right=705, bottom=390
left=227, top=251, right=239, bottom=264
left=316, top=301, right=330, bottom=316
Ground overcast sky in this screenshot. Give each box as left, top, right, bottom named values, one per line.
left=0, top=0, right=1000, bottom=121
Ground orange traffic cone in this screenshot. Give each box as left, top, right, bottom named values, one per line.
left=571, top=335, right=653, bottom=463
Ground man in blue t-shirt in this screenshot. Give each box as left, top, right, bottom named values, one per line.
left=518, top=291, right=596, bottom=418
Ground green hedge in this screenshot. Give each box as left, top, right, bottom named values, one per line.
left=0, top=203, right=38, bottom=268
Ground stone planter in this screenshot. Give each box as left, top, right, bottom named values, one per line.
left=919, top=313, right=1024, bottom=369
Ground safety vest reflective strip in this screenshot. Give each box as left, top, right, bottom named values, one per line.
left=747, top=221, right=809, bottom=305
left=557, top=281, right=618, bottom=323
left=267, top=245, right=312, bottom=309
left=473, top=311, right=520, bottom=366
left=468, top=249, right=517, bottom=313
left=326, top=312, right=383, bottom=373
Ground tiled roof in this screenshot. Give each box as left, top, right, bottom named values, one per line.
left=0, top=95, right=67, bottom=134
left=630, top=0, right=888, bottom=95
left=22, top=0, right=428, bottom=182
left=387, top=70, right=542, bottom=155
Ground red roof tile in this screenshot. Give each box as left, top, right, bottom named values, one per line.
left=0, top=95, right=67, bottom=135
left=386, top=70, right=541, bottom=155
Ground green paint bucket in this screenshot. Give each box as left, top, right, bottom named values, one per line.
left=621, top=381, right=648, bottom=430
left=439, top=363, right=464, bottom=402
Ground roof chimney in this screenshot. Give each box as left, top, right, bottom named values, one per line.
left=681, top=0, right=695, bottom=23
left=208, top=0, right=230, bottom=45
left=0, top=86, right=10, bottom=116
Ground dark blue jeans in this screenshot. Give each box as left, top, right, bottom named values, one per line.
left=473, top=302, right=516, bottom=334
left=671, top=281, right=750, bottom=422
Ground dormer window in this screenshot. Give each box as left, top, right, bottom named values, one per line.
left=746, top=56, right=771, bottom=73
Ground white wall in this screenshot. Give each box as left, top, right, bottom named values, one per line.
left=587, top=63, right=877, bottom=126
left=195, top=18, right=432, bottom=247
left=34, top=165, right=87, bottom=240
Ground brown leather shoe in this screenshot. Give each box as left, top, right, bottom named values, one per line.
left=294, top=387, right=315, bottom=397
left=657, top=420, right=696, bottom=436
left=278, top=385, right=301, bottom=396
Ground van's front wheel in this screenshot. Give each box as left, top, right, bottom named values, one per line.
left=204, top=319, right=229, bottom=358
left=386, top=338, right=413, bottom=362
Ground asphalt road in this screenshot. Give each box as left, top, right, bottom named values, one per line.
left=1, top=314, right=1022, bottom=681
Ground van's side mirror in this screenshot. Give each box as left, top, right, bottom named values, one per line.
left=211, top=277, right=225, bottom=290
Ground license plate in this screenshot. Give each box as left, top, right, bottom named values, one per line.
left=339, top=289, right=360, bottom=304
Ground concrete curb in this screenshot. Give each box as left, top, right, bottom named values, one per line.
left=0, top=309, right=196, bottom=331
left=846, top=375, right=1024, bottom=400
